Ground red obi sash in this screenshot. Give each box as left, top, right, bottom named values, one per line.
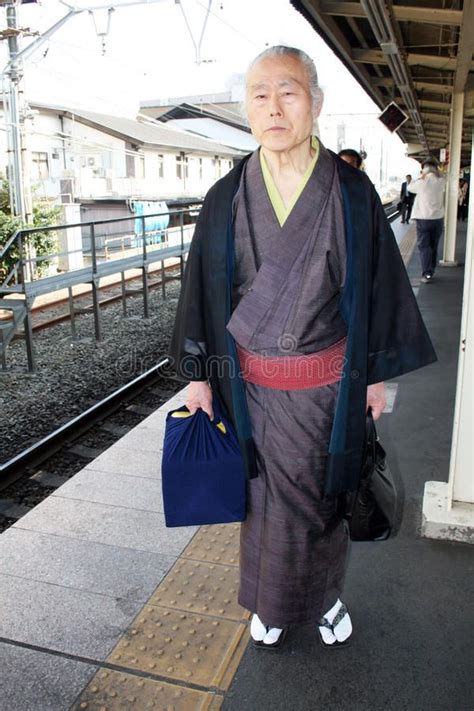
left=236, top=337, right=347, bottom=391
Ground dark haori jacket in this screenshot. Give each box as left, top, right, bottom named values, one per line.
left=169, top=152, right=437, bottom=495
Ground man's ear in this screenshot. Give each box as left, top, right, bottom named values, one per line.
left=313, top=88, right=324, bottom=119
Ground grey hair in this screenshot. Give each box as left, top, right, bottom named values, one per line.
left=421, top=157, right=440, bottom=171
left=244, top=45, right=323, bottom=116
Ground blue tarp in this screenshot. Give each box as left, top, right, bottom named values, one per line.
left=131, top=201, right=170, bottom=246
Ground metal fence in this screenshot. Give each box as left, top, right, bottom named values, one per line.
left=0, top=204, right=202, bottom=371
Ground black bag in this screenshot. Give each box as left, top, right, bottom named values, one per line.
left=344, top=410, right=397, bottom=541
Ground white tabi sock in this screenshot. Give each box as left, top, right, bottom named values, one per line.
left=325, top=598, right=343, bottom=623
left=250, top=613, right=267, bottom=642
left=320, top=598, right=352, bottom=643
left=262, top=626, right=284, bottom=645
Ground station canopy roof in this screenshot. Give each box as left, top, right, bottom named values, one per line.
left=291, top=0, right=474, bottom=165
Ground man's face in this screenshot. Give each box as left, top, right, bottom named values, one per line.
left=245, top=55, right=321, bottom=152
left=406, top=175, right=412, bottom=183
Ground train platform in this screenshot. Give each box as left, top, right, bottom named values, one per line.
left=0, top=219, right=472, bottom=711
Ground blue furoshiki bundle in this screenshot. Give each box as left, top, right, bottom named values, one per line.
left=161, top=398, right=247, bottom=527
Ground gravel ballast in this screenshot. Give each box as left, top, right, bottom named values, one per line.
left=0, top=283, right=183, bottom=463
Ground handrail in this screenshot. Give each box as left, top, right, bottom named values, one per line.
left=0, top=204, right=203, bottom=259
left=1, top=203, right=203, bottom=294
left=2, top=205, right=204, bottom=241
left=0, top=203, right=204, bottom=292
left=1, top=262, right=21, bottom=288
left=0, top=226, right=23, bottom=260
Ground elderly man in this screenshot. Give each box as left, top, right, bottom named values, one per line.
left=170, top=46, right=436, bottom=649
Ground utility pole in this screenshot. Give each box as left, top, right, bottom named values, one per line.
left=3, top=1, right=32, bottom=223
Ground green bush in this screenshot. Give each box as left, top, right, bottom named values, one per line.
left=0, top=177, right=62, bottom=284
left=0, top=211, right=23, bottom=284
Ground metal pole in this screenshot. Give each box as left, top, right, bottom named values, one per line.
left=441, top=91, right=464, bottom=266
left=5, top=3, right=26, bottom=221
left=141, top=215, right=149, bottom=317
left=17, top=231, right=35, bottom=371
left=68, top=286, right=77, bottom=339
left=446, top=127, right=474, bottom=506
left=89, top=223, right=102, bottom=340
left=179, top=209, right=184, bottom=284
left=121, top=271, right=127, bottom=317
left=23, top=294, right=35, bottom=372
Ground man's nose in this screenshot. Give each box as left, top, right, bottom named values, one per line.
left=268, top=95, right=282, bottom=117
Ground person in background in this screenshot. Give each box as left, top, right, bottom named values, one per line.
left=408, top=158, right=446, bottom=284
left=338, top=148, right=362, bottom=169
left=400, top=174, right=415, bottom=224
left=458, top=179, right=469, bottom=222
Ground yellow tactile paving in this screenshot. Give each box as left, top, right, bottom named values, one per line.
left=70, top=668, right=223, bottom=710
left=181, top=524, right=240, bottom=566
left=149, top=559, right=246, bottom=622
left=399, top=226, right=417, bottom=265
left=72, top=523, right=249, bottom=710
left=108, top=605, right=247, bottom=690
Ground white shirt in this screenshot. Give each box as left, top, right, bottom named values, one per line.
left=409, top=173, right=446, bottom=220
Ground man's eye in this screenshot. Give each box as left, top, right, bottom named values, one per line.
left=255, top=94, right=266, bottom=100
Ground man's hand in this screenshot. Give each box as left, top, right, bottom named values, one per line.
left=186, top=381, right=213, bottom=420
left=367, top=382, right=386, bottom=421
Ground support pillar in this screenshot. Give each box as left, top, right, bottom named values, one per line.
left=422, top=129, right=474, bottom=544
left=440, top=92, right=464, bottom=267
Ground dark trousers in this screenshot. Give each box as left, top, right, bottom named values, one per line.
left=415, top=218, right=444, bottom=276
left=458, top=203, right=468, bottom=222
left=401, top=199, right=413, bottom=223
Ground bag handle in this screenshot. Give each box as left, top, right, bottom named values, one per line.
left=364, top=407, right=378, bottom=466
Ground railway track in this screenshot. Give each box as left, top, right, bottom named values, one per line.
left=0, top=359, right=183, bottom=532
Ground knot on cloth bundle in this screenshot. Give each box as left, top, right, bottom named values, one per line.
left=161, top=399, right=247, bottom=527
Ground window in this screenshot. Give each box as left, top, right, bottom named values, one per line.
left=185, top=156, right=189, bottom=179
left=125, top=142, right=144, bottom=178
left=213, top=155, right=222, bottom=180
left=32, top=152, right=49, bottom=180
left=126, top=152, right=135, bottom=178
left=176, top=154, right=183, bottom=180
left=137, top=153, right=145, bottom=179
left=158, top=154, right=164, bottom=178
left=199, top=158, right=203, bottom=180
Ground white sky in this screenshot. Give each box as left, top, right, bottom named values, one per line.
left=0, top=0, right=419, bottom=175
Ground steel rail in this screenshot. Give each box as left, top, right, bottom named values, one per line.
left=0, top=357, right=171, bottom=489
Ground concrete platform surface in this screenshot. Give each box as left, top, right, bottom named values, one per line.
left=0, top=644, right=96, bottom=711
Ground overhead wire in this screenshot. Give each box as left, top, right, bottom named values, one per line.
left=191, top=0, right=260, bottom=48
